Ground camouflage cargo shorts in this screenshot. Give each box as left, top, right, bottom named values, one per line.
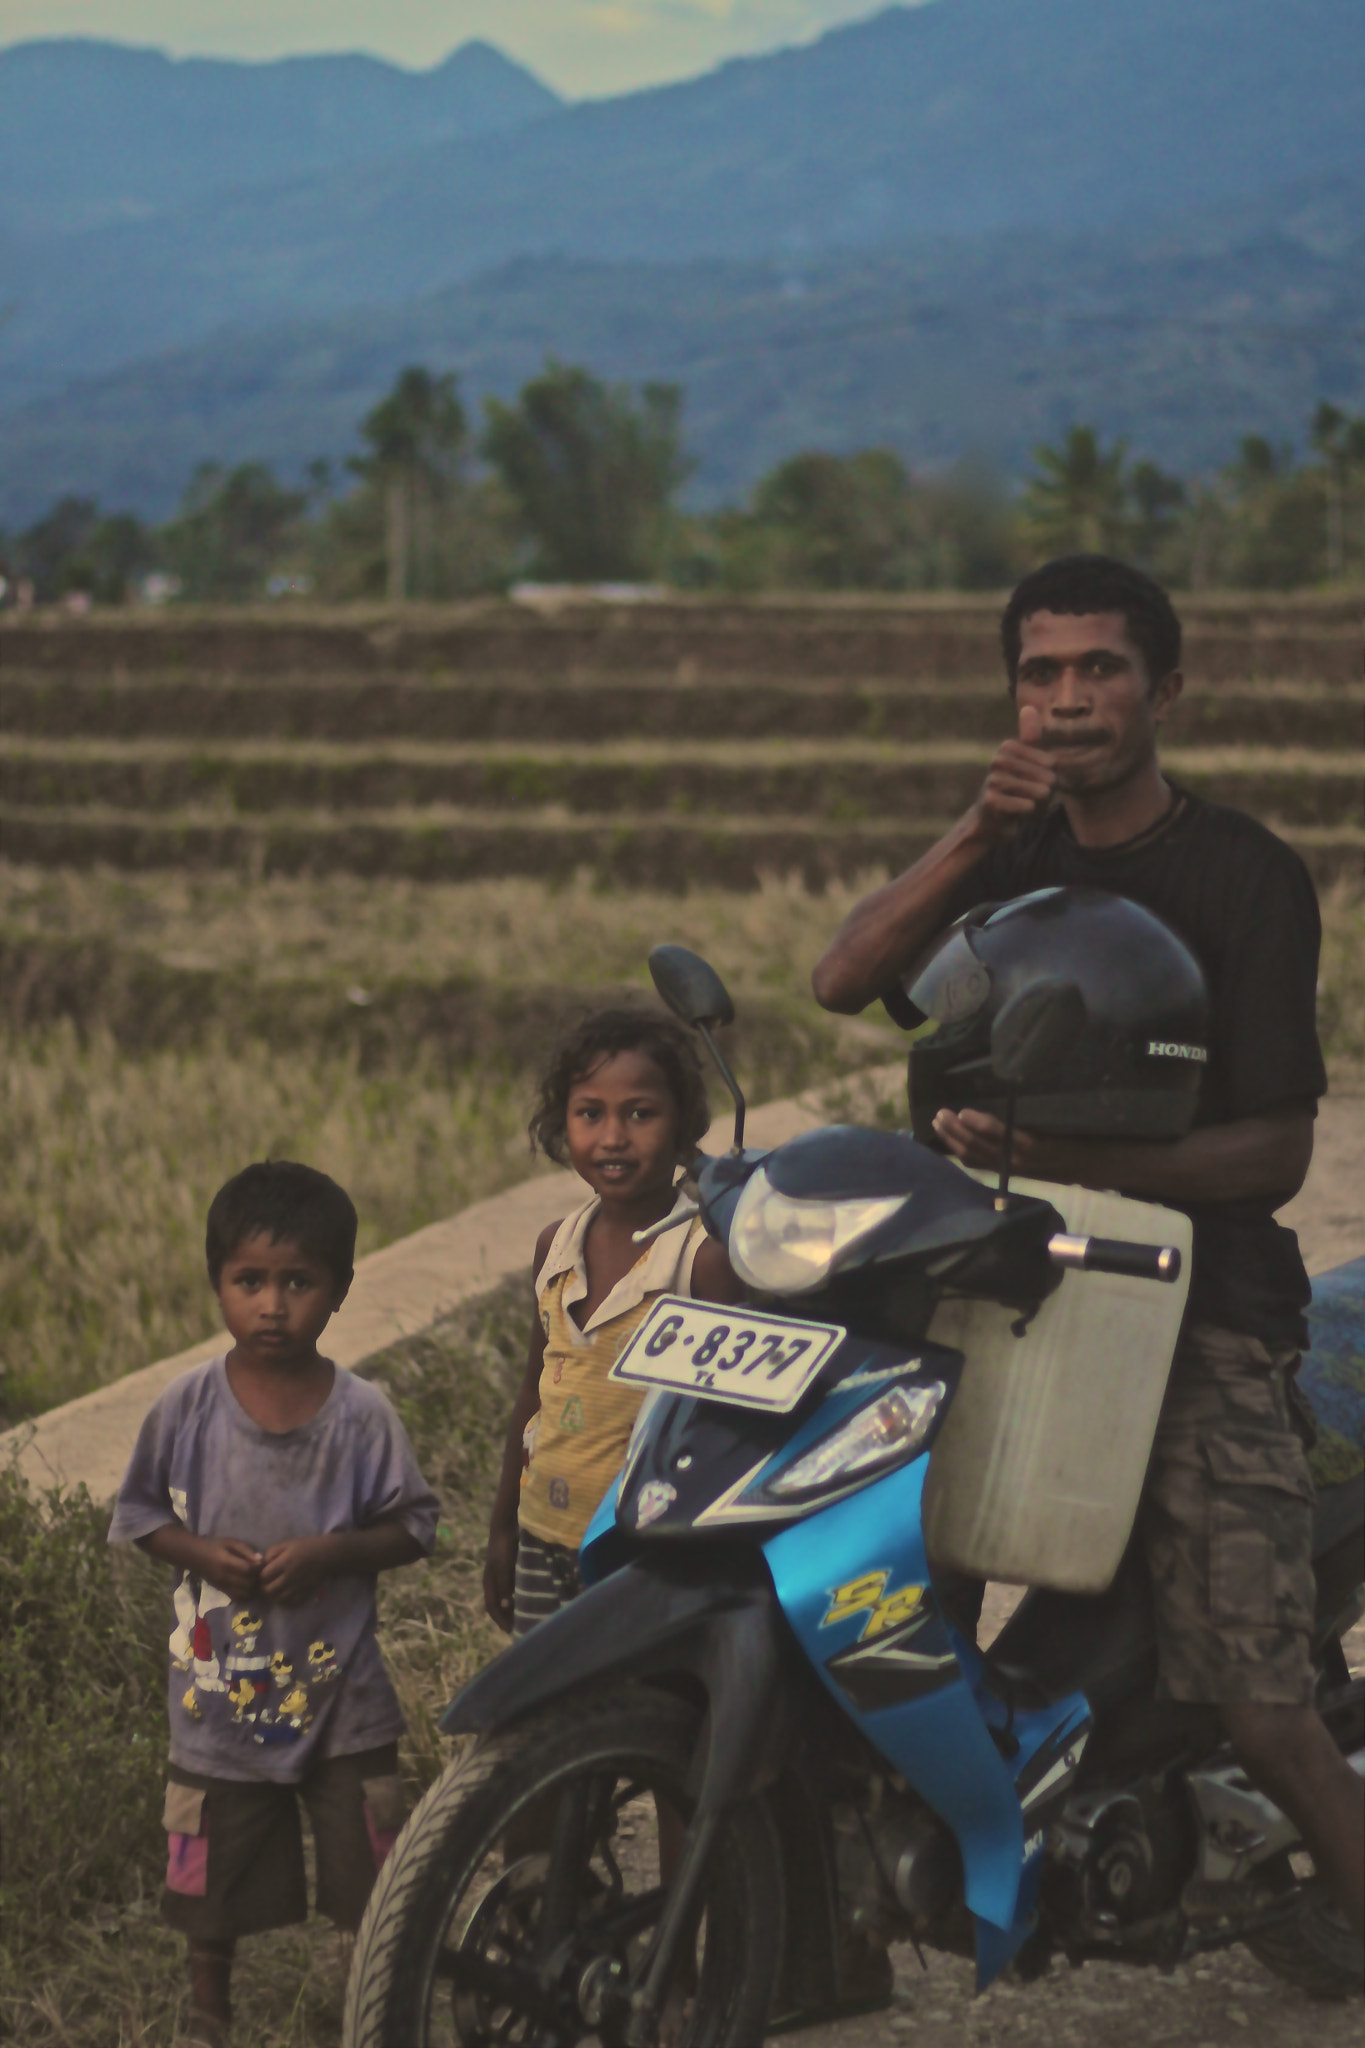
left=1140, top=1321, right=1318, bottom=1706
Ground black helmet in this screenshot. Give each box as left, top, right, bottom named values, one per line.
left=904, top=886, right=1209, bottom=1141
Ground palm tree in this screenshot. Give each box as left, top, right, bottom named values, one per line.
left=354, top=368, right=468, bottom=601
left=1021, top=426, right=1130, bottom=558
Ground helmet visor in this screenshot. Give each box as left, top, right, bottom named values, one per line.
left=903, top=924, right=992, bottom=1032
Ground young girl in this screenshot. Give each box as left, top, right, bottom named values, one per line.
left=484, top=1007, right=743, bottom=1636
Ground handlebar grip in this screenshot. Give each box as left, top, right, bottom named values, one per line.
left=1048, top=1233, right=1182, bottom=1283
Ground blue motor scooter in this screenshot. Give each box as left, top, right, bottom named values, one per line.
left=346, top=945, right=1365, bottom=2048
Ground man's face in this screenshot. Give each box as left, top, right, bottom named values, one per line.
left=1014, top=610, right=1180, bottom=797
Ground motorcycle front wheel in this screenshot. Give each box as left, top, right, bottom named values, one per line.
left=344, top=1686, right=785, bottom=2048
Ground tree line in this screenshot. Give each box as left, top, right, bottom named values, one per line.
left=3, top=361, right=1362, bottom=606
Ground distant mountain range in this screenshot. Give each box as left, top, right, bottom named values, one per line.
left=1, top=37, right=560, bottom=236
left=1, top=0, right=1362, bottom=524
left=2, top=166, right=1359, bottom=526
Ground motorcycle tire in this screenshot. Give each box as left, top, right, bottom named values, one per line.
left=344, top=1685, right=785, bottom=2048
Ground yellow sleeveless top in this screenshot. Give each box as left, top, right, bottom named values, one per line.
left=518, top=1192, right=707, bottom=1547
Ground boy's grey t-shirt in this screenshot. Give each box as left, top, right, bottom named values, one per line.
left=109, top=1358, right=439, bottom=1783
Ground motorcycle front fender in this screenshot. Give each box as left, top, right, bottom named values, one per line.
left=440, top=1549, right=800, bottom=1816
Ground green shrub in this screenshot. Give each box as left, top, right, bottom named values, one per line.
left=0, top=1467, right=167, bottom=1967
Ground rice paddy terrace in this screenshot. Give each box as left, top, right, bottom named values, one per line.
left=1, top=594, right=1360, bottom=891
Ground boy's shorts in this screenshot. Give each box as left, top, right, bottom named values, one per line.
left=160, top=1742, right=404, bottom=1941
left=513, top=1527, right=583, bottom=1637
left=1140, top=1323, right=1318, bottom=1707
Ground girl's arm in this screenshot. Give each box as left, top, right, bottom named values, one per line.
left=483, top=1220, right=558, bottom=1634
left=689, top=1236, right=747, bottom=1306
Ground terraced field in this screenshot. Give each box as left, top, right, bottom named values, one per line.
left=2, top=596, right=1360, bottom=889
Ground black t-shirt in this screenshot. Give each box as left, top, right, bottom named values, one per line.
left=885, top=787, right=1327, bottom=1348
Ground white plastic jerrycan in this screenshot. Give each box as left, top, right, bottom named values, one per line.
left=922, top=1172, right=1192, bottom=1593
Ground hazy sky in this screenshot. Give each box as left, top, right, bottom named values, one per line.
left=0, top=1, right=917, bottom=95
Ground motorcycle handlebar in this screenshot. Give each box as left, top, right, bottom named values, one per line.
left=1047, top=1233, right=1182, bottom=1283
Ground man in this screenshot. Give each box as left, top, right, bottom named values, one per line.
left=812, top=553, right=1363, bottom=1941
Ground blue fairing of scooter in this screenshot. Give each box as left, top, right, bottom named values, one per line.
left=765, top=1450, right=1091, bottom=1988
left=763, top=1458, right=1033, bottom=1959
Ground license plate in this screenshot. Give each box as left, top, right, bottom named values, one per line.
left=609, top=1295, right=846, bottom=1413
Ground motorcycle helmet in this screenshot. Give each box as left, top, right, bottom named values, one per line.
left=904, top=886, right=1208, bottom=1140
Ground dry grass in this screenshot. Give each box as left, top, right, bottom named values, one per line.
left=2, top=862, right=1357, bottom=1428
left=0, top=1032, right=531, bottom=1423
left=0, top=863, right=877, bottom=1006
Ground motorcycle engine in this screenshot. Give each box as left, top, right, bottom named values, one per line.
left=833, top=1784, right=963, bottom=1941
left=1050, top=1779, right=1195, bottom=1940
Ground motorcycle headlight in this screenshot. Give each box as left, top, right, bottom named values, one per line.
left=764, top=1381, right=946, bottom=1502
left=729, top=1168, right=907, bottom=1295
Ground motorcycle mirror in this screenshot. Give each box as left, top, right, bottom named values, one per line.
left=991, top=979, right=1088, bottom=1086
left=648, top=945, right=736, bottom=1028
left=648, top=944, right=745, bottom=1153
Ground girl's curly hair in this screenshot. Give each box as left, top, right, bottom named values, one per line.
left=529, top=1007, right=712, bottom=1167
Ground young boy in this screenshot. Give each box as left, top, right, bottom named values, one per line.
left=109, top=1160, right=439, bottom=2047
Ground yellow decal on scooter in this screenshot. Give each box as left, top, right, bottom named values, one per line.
left=861, top=1582, right=924, bottom=1639
left=821, top=1571, right=889, bottom=1629
left=821, top=1571, right=926, bottom=1640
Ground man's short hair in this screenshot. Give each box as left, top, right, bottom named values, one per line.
left=1000, top=554, right=1182, bottom=691
left=206, top=1160, right=357, bottom=1290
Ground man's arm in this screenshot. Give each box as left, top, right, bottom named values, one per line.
left=933, top=1102, right=1315, bottom=1206
left=812, top=713, right=1056, bottom=1014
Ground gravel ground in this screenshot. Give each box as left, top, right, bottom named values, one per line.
left=789, top=1943, right=1363, bottom=2048
left=784, top=1614, right=1365, bottom=2047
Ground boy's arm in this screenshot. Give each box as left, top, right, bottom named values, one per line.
left=138, top=1524, right=264, bottom=1601
left=258, top=1517, right=424, bottom=1604
left=483, top=1221, right=558, bottom=1634
left=139, top=1518, right=428, bottom=1606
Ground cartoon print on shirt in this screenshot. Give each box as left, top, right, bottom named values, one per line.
left=278, top=1685, right=312, bottom=1731
left=191, top=1611, right=226, bottom=1692
left=308, top=1641, right=339, bottom=1685
left=228, top=1673, right=262, bottom=1722
left=548, top=1477, right=570, bottom=1510
left=228, top=1612, right=263, bottom=1655
left=559, top=1396, right=586, bottom=1433
left=170, top=1577, right=197, bottom=1672
left=170, top=1569, right=231, bottom=1695
left=182, top=1683, right=203, bottom=1721
left=270, top=1651, right=293, bottom=1686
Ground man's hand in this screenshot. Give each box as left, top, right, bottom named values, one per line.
left=259, top=1536, right=337, bottom=1605
left=972, top=705, right=1057, bottom=842
left=484, top=1524, right=518, bottom=1635
left=933, top=1107, right=1037, bottom=1174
